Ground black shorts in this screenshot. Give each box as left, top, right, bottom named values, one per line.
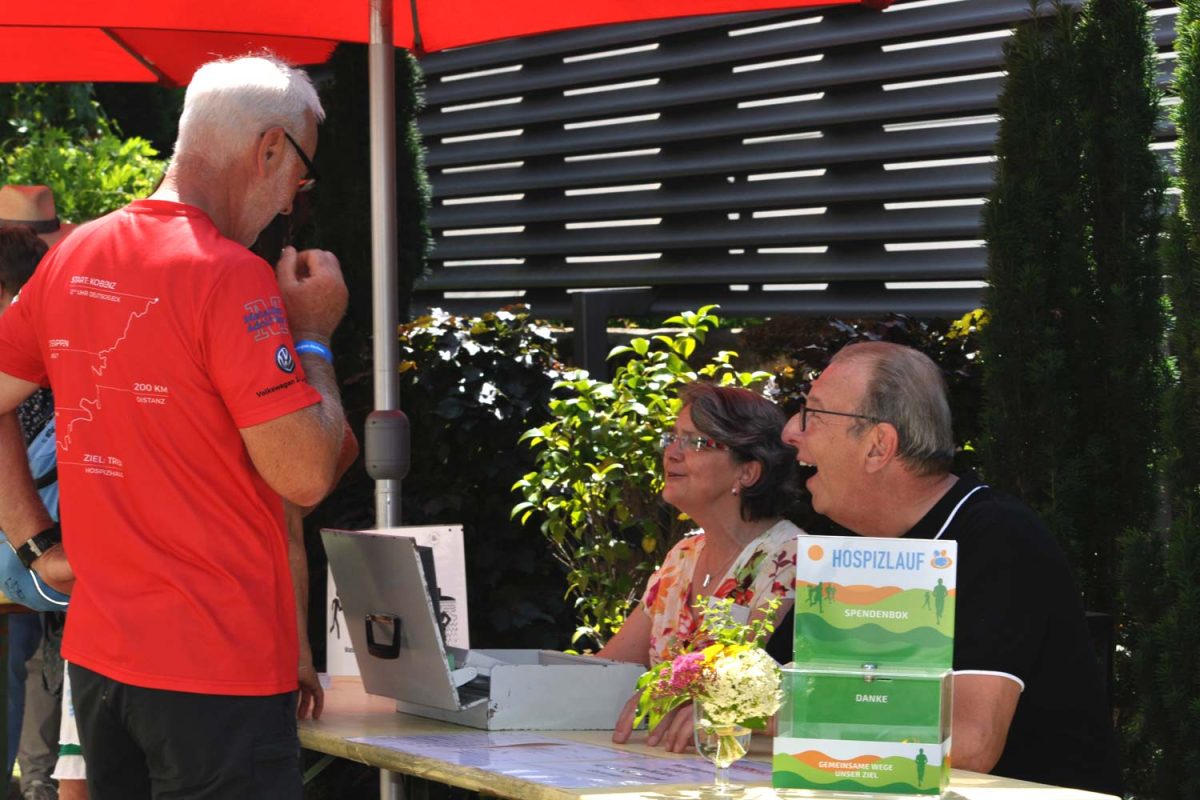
left=69, top=662, right=302, bottom=800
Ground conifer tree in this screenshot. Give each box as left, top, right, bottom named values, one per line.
left=981, top=2, right=1090, bottom=569
left=1073, top=0, right=1166, bottom=604
left=985, top=8, right=1167, bottom=790
left=1120, top=1, right=1200, bottom=796
left=983, top=0, right=1164, bottom=611
left=1166, top=0, right=1200, bottom=506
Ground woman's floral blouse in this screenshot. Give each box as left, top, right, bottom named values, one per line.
left=639, top=519, right=801, bottom=663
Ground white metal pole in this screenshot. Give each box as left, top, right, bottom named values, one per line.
left=380, top=768, right=406, bottom=800
left=369, top=0, right=401, bottom=529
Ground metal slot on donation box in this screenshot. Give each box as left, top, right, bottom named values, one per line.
left=322, top=528, right=644, bottom=730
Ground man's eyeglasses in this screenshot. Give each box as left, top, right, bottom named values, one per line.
left=282, top=131, right=319, bottom=193
left=659, top=431, right=727, bottom=453
left=797, top=397, right=883, bottom=432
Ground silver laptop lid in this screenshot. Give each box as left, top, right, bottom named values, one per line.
left=321, top=529, right=462, bottom=711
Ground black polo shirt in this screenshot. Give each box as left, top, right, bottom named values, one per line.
left=903, top=473, right=1122, bottom=796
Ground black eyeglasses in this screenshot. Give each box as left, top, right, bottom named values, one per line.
left=282, top=131, right=319, bottom=193
left=659, top=431, right=727, bottom=453
left=797, top=397, right=883, bottom=432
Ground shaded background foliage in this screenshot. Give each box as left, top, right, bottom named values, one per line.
left=1, top=84, right=166, bottom=220
left=390, top=308, right=570, bottom=646
left=1117, top=1, right=1200, bottom=798
left=980, top=2, right=1093, bottom=590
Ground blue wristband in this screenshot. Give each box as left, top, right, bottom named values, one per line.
left=294, top=339, right=334, bottom=364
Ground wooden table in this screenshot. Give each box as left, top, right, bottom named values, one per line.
left=299, top=677, right=1120, bottom=800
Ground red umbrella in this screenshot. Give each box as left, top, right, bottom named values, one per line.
left=1, top=0, right=885, bottom=83
left=1, top=0, right=889, bottom=525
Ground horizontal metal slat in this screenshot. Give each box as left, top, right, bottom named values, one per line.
left=424, top=0, right=1175, bottom=110
left=424, top=0, right=1046, bottom=105
left=413, top=1, right=1178, bottom=321
left=425, top=78, right=998, bottom=169
left=417, top=247, right=987, bottom=290
left=420, top=0, right=1065, bottom=80
left=412, top=287, right=985, bottom=320
left=420, top=38, right=1007, bottom=137
left=648, top=287, right=985, bottom=317
left=430, top=162, right=994, bottom=227
left=431, top=206, right=983, bottom=260
left=420, top=10, right=789, bottom=75
left=431, top=103, right=999, bottom=197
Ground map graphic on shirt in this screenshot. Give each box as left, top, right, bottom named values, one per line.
left=0, top=199, right=324, bottom=698
left=53, top=277, right=162, bottom=473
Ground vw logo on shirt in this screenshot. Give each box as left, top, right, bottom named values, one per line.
left=275, top=345, right=296, bottom=374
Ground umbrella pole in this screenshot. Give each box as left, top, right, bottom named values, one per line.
left=368, top=0, right=403, bottom=531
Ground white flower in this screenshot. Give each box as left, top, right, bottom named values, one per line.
left=700, top=647, right=783, bottom=728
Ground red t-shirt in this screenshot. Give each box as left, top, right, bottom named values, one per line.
left=0, top=200, right=321, bottom=695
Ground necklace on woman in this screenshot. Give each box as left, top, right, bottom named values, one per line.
left=697, top=520, right=776, bottom=590
left=700, top=546, right=741, bottom=589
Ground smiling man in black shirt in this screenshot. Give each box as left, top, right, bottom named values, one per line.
left=780, top=341, right=1121, bottom=797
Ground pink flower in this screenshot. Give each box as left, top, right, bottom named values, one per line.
left=668, top=651, right=707, bottom=692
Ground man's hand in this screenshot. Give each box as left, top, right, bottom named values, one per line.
left=32, top=543, right=74, bottom=595
left=296, top=663, right=324, bottom=721
left=286, top=501, right=323, bottom=721
left=275, top=247, right=347, bottom=342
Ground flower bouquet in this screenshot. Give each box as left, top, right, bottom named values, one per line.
left=634, top=597, right=784, bottom=794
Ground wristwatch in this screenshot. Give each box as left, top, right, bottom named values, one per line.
left=10, top=522, right=62, bottom=570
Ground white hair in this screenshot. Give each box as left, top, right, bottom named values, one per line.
left=174, top=54, right=325, bottom=167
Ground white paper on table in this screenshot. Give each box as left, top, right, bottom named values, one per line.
left=348, top=732, right=773, bottom=788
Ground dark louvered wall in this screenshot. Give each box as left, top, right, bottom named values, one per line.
left=413, top=0, right=1179, bottom=321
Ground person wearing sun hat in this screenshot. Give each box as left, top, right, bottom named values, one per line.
left=0, top=186, right=79, bottom=248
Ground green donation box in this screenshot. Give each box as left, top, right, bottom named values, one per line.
left=773, top=536, right=958, bottom=797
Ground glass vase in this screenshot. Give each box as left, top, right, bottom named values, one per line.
left=693, top=701, right=752, bottom=797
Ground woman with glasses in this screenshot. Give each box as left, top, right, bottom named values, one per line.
left=602, top=381, right=803, bottom=752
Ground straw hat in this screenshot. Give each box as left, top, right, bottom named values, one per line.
left=0, top=185, right=79, bottom=247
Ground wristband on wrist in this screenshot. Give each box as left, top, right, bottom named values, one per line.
left=10, top=522, right=62, bottom=570
left=294, top=339, right=334, bottom=364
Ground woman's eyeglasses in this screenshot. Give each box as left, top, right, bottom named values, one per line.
left=659, top=431, right=727, bottom=453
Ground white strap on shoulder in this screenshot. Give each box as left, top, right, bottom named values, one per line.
left=933, top=484, right=988, bottom=540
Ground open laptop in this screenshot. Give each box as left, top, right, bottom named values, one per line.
left=322, top=528, right=644, bottom=730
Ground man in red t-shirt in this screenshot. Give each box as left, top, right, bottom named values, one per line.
left=0, top=55, right=350, bottom=800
